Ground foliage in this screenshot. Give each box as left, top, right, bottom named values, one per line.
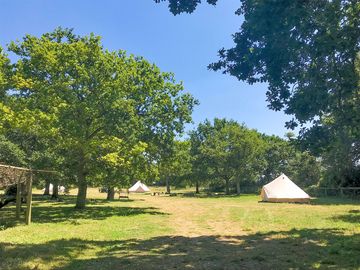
left=157, top=0, right=360, bottom=187
left=7, top=28, right=197, bottom=208
left=188, top=118, right=321, bottom=194
left=0, top=135, right=26, bottom=166
left=158, top=140, right=192, bottom=192
left=154, top=0, right=218, bottom=15
left=189, top=119, right=266, bottom=194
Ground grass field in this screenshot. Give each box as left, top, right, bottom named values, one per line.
left=0, top=188, right=359, bottom=270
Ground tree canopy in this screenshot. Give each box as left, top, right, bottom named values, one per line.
left=156, top=0, right=360, bottom=186
left=5, top=28, right=197, bottom=208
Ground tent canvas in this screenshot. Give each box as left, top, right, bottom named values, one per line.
left=42, top=184, right=65, bottom=194
left=128, top=181, right=150, bottom=193
left=260, top=174, right=310, bottom=203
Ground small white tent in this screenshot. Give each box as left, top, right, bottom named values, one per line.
left=128, top=181, right=150, bottom=193
left=42, top=184, right=65, bottom=194
left=261, top=174, right=310, bottom=203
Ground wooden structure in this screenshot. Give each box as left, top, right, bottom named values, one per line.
left=118, top=189, right=129, bottom=200
left=0, top=164, right=56, bottom=225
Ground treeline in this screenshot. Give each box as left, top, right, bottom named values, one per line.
left=161, top=118, right=321, bottom=194
left=0, top=27, right=359, bottom=209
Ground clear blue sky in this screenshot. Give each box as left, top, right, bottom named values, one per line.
left=0, top=0, right=293, bottom=137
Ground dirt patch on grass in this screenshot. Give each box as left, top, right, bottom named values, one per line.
left=142, top=195, right=248, bottom=237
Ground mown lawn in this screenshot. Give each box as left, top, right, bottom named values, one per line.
left=0, top=189, right=359, bottom=270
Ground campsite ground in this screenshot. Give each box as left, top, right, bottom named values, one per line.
left=0, top=188, right=359, bottom=270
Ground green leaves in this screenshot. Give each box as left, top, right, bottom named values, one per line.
left=190, top=118, right=266, bottom=189
left=158, top=0, right=360, bottom=186
left=6, top=28, right=197, bottom=206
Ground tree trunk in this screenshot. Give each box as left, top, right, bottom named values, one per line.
left=195, top=181, right=199, bottom=194
left=225, top=178, right=230, bottom=195
left=52, top=179, right=59, bottom=199
left=75, top=155, right=87, bottom=209
left=236, top=181, right=240, bottom=195
left=107, top=186, right=115, bottom=200
left=166, top=177, right=171, bottom=194
left=44, top=180, right=50, bottom=195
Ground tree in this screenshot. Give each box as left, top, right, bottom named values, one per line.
left=0, top=135, right=26, bottom=166
left=189, top=124, right=213, bottom=193
left=157, top=0, right=360, bottom=186
left=158, top=140, right=191, bottom=193
left=190, top=119, right=265, bottom=195
left=95, top=138, right=152, bottom=200
left=260, top=134, right=322, bottom=188
left=154, top=0, right=218, bottom=15
left=0, top=47, right=10, bottom=99
left=260, top=135, right=292, bottom=185
left=9, top=28, right=197, bottom=208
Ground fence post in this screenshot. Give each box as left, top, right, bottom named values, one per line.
left=25, top=170, right=33, bottom=225
left=16, top=176, right=22, bottom=219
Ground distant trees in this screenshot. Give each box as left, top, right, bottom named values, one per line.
left=185, top=118, right=322, bottom=195
left=158, top=140, right=192, bottom=194
left=188, top=119, right=265, bottom=194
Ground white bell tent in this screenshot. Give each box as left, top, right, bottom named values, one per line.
left=261, top=174, right=310, bottom=203
left=128, top=181, right=150, bottom=193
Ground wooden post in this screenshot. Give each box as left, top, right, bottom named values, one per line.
left=25, top=170, right=33, bottom=225
left=16, top=174, right=22, bottom=219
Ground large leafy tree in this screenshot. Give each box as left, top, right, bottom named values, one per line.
left=157, top=0, right=360, bottom=186
left=9, top=28, right=197, bottom=208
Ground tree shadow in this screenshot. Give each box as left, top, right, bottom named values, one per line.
left=0, top=206, right=22, bottom=229
left=0, top=197, right=166, bottom=230
left=331, top=209, right=360, bottom=224
left=34, top=194, right=140, bottom=205
left=1, top=228, right=359, bottom=270
left=310, top=197, right=360, bottom=206
left=32, top=205, right=166, bottom=224
left=181, top=192, right=255, bottom=199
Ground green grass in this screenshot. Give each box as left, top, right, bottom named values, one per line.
left=0, top=190, right=359, bottom=269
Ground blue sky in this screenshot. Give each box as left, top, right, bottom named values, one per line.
left=0, top=0, right=293, bottom=137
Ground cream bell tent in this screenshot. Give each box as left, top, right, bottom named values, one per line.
left=261, top=174, right=310, bottom=203
left=128, top=181, right=150, bottom=193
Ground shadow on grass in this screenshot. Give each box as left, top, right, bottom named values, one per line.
left=0, top=228, right=359, bottom=270
left=32, top=194, right=140, bottom=205
left=180, top=192, right=256, bottom=199
left=310, top=197, right=360, bottom=206
left=0, top=196, right=166, bottom=230
left=331, top=209, right=360, bottom=224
